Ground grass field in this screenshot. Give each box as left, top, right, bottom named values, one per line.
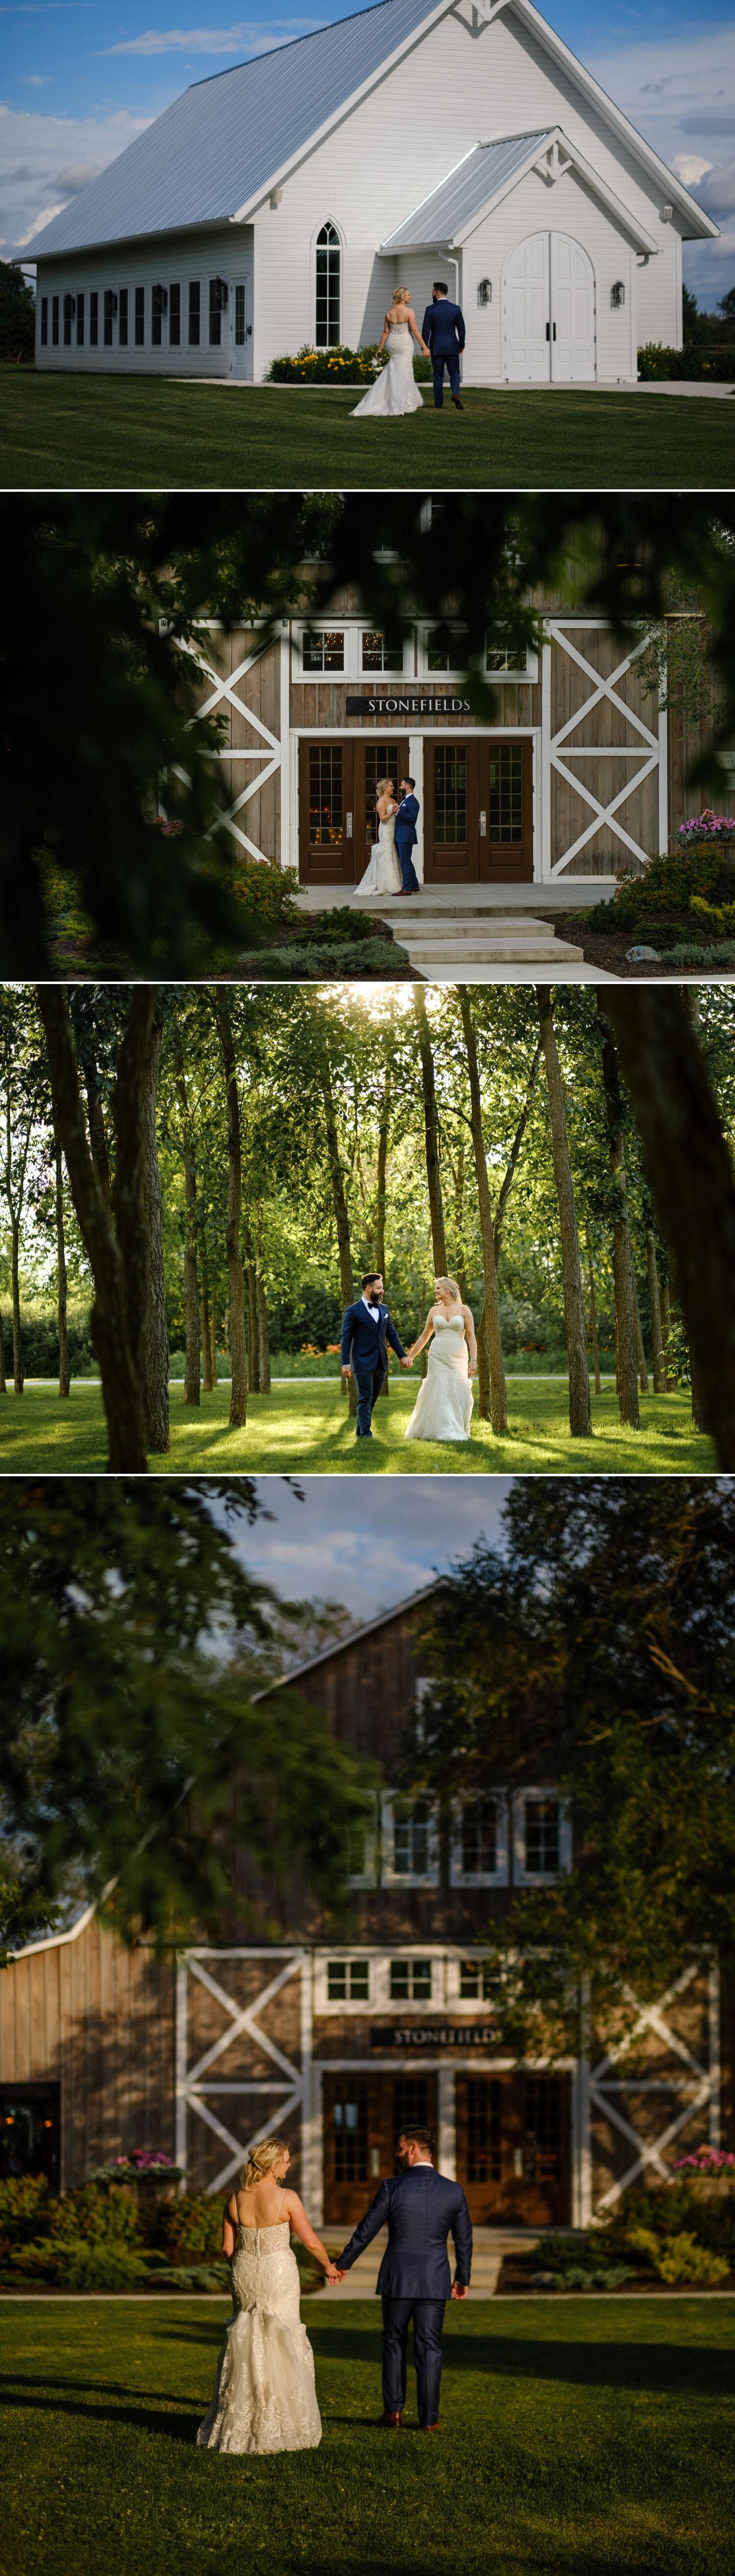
left=2, top=2297, right=733, bottom=2576
left=2, top=374, right=735, bottom=488
left=0, top=1377, right=711, bottom=1474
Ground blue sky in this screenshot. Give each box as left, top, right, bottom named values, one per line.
left=2, top=0, right=734, bottom=297
left=230, top=1476, right=510, bottom=1621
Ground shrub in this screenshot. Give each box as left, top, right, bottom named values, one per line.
left=0, top=1308, right=94, bottom=1379
left=49, top=2181, right=143, bottom=2248
left=638, top=342, right=735, bottom=381
left=153, top=2191, right=223, bottom=2265
left=7, top=2234, right=149, bottom=2288
left=0, top=261, right=35, bottom=364
left=610, top=841, right=735, bottom=928
left=0, top=2174, right=50, bottom=2251
left=240, top=938, right=412, bottom=980
left=269, top=342, right=382, bottom=384
left=659, top=941, right=735, bottom=968
left=602, top=2181, right=735, bottom=2262
left=627, top=2225, right=730, bottom=2285
left=230, top=858, right=300, bottom=929
left=690, top=895, right=735, bottom=934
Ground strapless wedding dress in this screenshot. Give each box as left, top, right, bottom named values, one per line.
left=351, top=321, right=424, bottom=417
left=196, top=2222, right=322, bottom=2455
left=358, top=811, right=403, bottom=895
left=404, top=1313, right=473, bottom=1443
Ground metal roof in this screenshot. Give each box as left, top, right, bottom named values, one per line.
left=32, top=0, right=445, bottom=257
left=382, top=132, right=549, bottom=246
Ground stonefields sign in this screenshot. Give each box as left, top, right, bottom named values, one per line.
left=345, top=695, right=471, bottom=716
left=370, top=2023, right=501, bottom=2050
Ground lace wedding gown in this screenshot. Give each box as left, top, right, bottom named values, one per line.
left=351, top=321, right=424, bottom=417
left=197, top=2222, right=322, bottom=2455
left=357, top=809, right=403, bottom=896
left=404, top=1313, right=474, bottom=1443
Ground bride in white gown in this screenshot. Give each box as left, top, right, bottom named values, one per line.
left=197, top=2137, right=338, bottom=2455
left=404, top=1275, right=477, bottom=1443
left=356, top=775, right=403, bottom=897
left=351, top=286, right=429, bottom=417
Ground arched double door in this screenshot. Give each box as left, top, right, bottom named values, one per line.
left=502, top=232, right=595, bottom=382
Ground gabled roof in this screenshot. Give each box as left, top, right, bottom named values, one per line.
left=30, top=0, right=716, bottom=263
left=382, top=127, right=659, bottom=255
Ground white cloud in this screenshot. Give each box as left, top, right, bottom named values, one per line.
left=97, top=18, right=317, bottom=56
left=588, top=27, right=735, bottom=300
left=234, top=1479, right=511, bottom=1622
left=672, top=153, right=713, bottom=188
left=0, top=102, right=151, bottom=253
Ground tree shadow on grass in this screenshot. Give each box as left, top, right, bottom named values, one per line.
left=0, top=2385, right=197, bottom=2440
left=307, top=2326, right=734, bottom=2396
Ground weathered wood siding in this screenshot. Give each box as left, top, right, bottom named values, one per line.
left=0, top=1915, right=174, bottom=2190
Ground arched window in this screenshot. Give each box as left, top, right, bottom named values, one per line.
left=316, top=222, right=341, bottom=347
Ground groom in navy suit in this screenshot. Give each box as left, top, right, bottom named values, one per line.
left=393, top=776, right=420, bottom=894
left=341, top=1270, right=413, bottom=1438
left=335, top=2123, right=472, bottom=2430
left=421, top=281, right=466, bottom=410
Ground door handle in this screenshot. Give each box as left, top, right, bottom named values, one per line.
left=479, top=809, right=487, bottom=836
left=553, top=322, right=557, bottom=340
left=346, top=811, right=353, bottom=838
left=246, top=325, right=252, bottom=337
left=545, top=322, right=550, bottom=340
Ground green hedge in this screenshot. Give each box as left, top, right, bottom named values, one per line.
left=638, top=342, right=735, bottom=380
left=240, top=938, right=413, bottom=980
left=609, top=842, right=735, bottom=930
left=0, top=1309, right=94, bottom=1377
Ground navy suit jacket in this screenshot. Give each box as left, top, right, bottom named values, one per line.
left=336, top=2164, right=472, bottom=2300
left=422, top=298, right=466, bottom=355
left=394, top=793, right=419, bottom=849
left=340, top=1299, right=406, bottom=1373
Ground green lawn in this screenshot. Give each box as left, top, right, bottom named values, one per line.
left=1, top=2297, right=733, bottom=2576
left=2, top=374, right=734, bottom=488
left=0, top=1377, right=712, bottom=1473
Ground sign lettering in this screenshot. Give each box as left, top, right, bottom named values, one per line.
left=369, top=2023, right=500, bottom=2049
left=344, top=694, right=471, bottom=715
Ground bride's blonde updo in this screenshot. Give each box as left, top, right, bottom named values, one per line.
left=239, top=2136, right=289, bottom=2189
left=393, top=286, right=411, bottom=305
left=435, top=1275, right=462, bottom=1301
left=375, top=777, right=394, bottom=801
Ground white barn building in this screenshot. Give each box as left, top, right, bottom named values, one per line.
left=30, top=0, right=716, bottom=386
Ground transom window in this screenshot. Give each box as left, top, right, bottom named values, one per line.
left=390, top=1796, right=435, bottom=1879
left=327, top=1958, right=370, bottom=2002
left=459, top=1959, right=495, bottom=2001
left=390, top=1958, right=432, bottom=2001
left=302, top=629, right=344, bottom=672
left=316, top=221, right=341, bottom=347
left=427, top=632, right=459, bottom=672
left=461, top=1796, right=499, bottom=1879
left=524, top=1796, right=560, bottom=1875
left=486, top=642, right=525, bottom=672
left=361, top=631, right=403, bottom=673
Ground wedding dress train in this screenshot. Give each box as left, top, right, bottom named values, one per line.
left=357, top=810, right=403, bottom=896
left=404, top=1313, right=474, bottom=1443
left=197, top=2222, right=322, bottom=2455
left=351, top=321, right=424, bottom=418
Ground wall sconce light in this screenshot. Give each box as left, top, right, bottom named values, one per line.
left=153, top=284, right=169, bottom=314
left=477, top=277, right=491, bottom=306
left=611, top=280, right=625, bottom=308
left=270, top=188, right=283, bottom=209
left=662, top=203, right=673, bottom=223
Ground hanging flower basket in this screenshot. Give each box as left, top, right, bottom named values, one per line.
left=675, top=813, right=735, bottom=857
left=670, top=2146, right=735, bottom=2201
left=92, top=2150, right=182, bottom=2204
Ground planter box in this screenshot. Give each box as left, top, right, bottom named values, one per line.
left=674, top=2173, right=735, bottom=2203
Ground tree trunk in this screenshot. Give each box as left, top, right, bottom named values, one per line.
left=172, top=1022, right=200, bottom=1409
left=587, top=1256, right=602, bottom=1396
left=597, top=1006, right=640, bottom=1431
left=646, top=1229, right=666, bottom=1394
left=54, top=1133, right=70, bottom=1400
left=458, top=991, right=508, bottom=1436
left=199, top=1228, right=213, bottom=1393
left=375, top=1074, right=391, bottom=1276
left=244, top=1226, right=260, bottom=1394
left=476, top=1308, right=490, bottom=1420
left=602, top=988, right=735, bottom=1467
left=214, top=996, right=248, bottom=1431
left=142, top=1004, right=170, bottom=1455
left=536, top=989, right=591, bottom=1439
left=632, top=1276, right=649, bottom=1393
left=81, top=1049, right=113, bottom=1215
left=0, top=1299, right=5, bottom=1394
left=414, top=988, right=447, bottom=1273
left=321, top=1054, right=358, bottom=1416
left=210, top=1306, right=218, bottom=1386
left=257, top=1268, right=271, bottom=1395
left=10, top=1214, right=23, bottom=1394
left=111, top=988, right=158, bottom=1420
left=661, top=1278, right=676, bottom=1392
left=36, top=986, right=149, bottom=1472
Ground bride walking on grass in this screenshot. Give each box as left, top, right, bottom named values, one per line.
left=197, top=2138, right=338, bottom=2456
left=404, top=1276, right=477, bottom=1443
left=351, top=286, right=429, bottom=417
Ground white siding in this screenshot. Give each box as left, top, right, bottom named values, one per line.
left=36, top=225, right=254, bottom=375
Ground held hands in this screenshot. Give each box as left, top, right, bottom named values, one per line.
left=399, top=1355, right=413, bottom=1371
left=451, top=2283, right=469, bottom=2301
left=324, top=2265, right=341, bottom=2286
left=341, top=1364, right=351, bottom=1380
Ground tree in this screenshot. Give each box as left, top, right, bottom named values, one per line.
left=0, top=991, right=39, bottom=1393
left=0, top=1483, right=374, bottom=1945
left=416, top=1480, right=735, bottom=2046
left=597, top=1006, right=640, bottom=1430
left=142, top=998, right=170, bottom=1454
left=536, top=990, right=591, bottom=1438
left=171, top=1013, right=200, bottom=1408
left=35, top=986, right=151, bottom=1472
left=0, top=262, right=35, bottom=364
left=53, top=1128, right=71, bottom=1401
left=457, top=991, right=508, bottom=1435
left=414, top=988, right=447, bottom=1274
left=214, top=993, right=248, bottom=1430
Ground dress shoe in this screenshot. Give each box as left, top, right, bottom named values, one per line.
left=378, top=2410, right=403, bottom=2428
left=452, top=396, right=464, bottom=410
left=421, top=2422, right=441, bottom=2433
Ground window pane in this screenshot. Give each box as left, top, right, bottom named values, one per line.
left=412, top=1960, right=432, bottom=2000
left=362, top=631, right=402, bottom=672
left=209, top=278, right=222, bottom=348
left=460, top=1960, right=479, bottom=1998
left=135, top=286, right=145, bottom=347
left=234, top=282, right=246, bottom=346
left=316, top=221, right=340, bottom=348
left=41, top=299, right=48, bottom=347
left=302, top=629, right=344, bottom=672
left=90, top=292, right=98, bottom=347
left=52, top=297, right=59, bottom=346
left=393, top=2079, right=430, bottom=2141
left=349, top=1961, right=369, bottom=2001
left=189, top=282, right=200, bottom=347
left=332, top=2083, right=368, bottom=2182
left=524, top=1797, right=559, bottom=1874
left=103, top=289, right=115, bottom=348
left=170, top=283, right=181, bottom=347
left=489, top=743, right=523, bottom=843
left=466, top=2077, right=502, bottom=2182
left=427, top=636, right=450, bottom=671
left=76, top=293, right=85, bottom=347
left=524, top=2076, right=562, bottom=2182
left=433, top=748, right=466, bottom=845
left=327, top=1962, right=347, bottom=2000
left=462, top=1795, right=497, bottom=1876
left=119, top=288, right=128, bottom=348
left=308, top=745, right=343, bottom=846
left=390, top=1959, right=410, bottom=1999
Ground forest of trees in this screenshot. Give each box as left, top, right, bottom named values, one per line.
left=1, top=980, right=735, bottom=1468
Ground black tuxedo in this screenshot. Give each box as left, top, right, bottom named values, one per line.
left=340, top=1298, right=406, bottom=1437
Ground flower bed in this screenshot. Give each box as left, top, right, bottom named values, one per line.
left=638, top=343, right=735, bottom=381
left=268, top=342, right=434, bottom=384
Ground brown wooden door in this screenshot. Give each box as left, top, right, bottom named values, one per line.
left=298, top=739, right=355, bottom=884
left=322, top=2072, right=439, bottom=2227
left=424, top=741, right=479, bottom=883
left=353, top=738, right=411, bottom=882
left=455, top=2073, right=570, bottom=2224
left=481, top=739, right=533, bottom=882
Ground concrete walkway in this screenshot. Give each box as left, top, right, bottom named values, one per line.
left=296, top=885, right=617, bottom=979
left=322, top=2225, right=540, bottom=2300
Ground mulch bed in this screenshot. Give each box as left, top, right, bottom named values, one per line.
left=539, top=910, right=735, bottom=980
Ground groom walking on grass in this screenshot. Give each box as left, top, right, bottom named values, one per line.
left=334, top=2123, right=472, bottom=2431
left=341, top=1271, right=413, bottom=1438
left=421, top=281, right=466, bottom=410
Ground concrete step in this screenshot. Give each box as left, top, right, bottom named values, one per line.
left=319, top=2226, right=539, bottom=2300
left=401, top=940, right=584, bottom=964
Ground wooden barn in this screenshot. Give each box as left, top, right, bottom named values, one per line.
left=2, top=1590, right=726, bottom=2233
left=28, top=0, right=716, bottom=386
left=171, top=580, right=732, bottom=892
